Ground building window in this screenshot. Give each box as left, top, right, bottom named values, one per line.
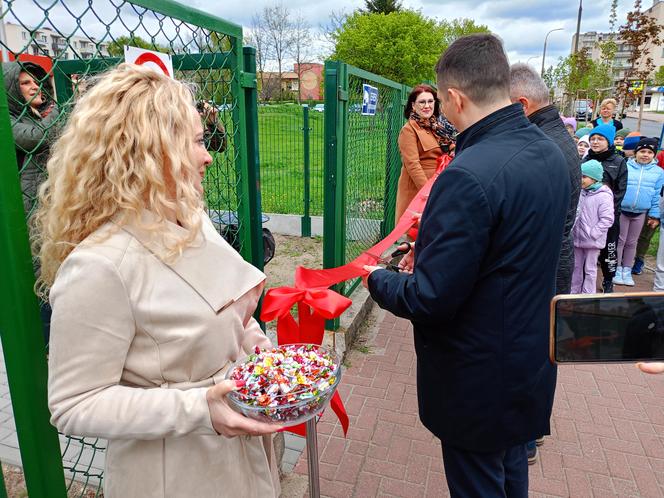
left=21, top=32, right=27, bottom=40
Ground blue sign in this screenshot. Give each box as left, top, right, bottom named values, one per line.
left=361, top=84, right=378, bottom=116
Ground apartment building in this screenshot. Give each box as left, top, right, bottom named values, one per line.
left=2, top=20, right=109, bottom=60
left=570, top=0, right=663, bottom=83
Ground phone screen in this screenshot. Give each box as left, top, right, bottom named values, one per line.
left=551, top=293, right=664, bottom=363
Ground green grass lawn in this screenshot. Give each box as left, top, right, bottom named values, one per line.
left=255, top=104, right=396, bottom=218
left=202, top=104, right=396, bottom=220
left=258, top=104, right=325, bottom=215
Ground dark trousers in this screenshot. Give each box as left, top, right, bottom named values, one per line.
left=600, top=218, right=620, bottom=282
left=636, top=221, right=657, bottom=261
left=441, top=443, right=528, bottom=498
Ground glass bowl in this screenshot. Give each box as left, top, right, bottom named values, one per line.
left=225, top=343, right=341, bottom=425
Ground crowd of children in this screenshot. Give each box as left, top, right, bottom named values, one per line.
left=566, top=98, right=664, bottom=294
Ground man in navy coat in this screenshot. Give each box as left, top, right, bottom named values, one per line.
left=364, top=34, right=570, bottom=497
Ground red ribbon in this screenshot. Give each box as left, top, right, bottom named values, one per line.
left=260, top=154, right=453, bottom=437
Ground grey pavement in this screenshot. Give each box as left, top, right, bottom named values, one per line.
left=622, top=116, right=664, bottom=138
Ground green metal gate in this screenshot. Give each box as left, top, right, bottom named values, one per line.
left=0, top=1, right=262, bottom=496
left=258, top=103, right=324, bottom=235
left=323, top=61, right=409, bottom=298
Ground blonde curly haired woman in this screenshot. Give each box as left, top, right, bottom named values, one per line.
left=33, top=64, right=280, bottom=498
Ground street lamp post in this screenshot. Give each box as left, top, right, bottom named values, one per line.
left=541, top=28, right=564, bottom=76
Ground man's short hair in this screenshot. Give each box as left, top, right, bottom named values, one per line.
left=509, top=63, right=550, bottom=106
left=435, top=34, right=510, bottom=105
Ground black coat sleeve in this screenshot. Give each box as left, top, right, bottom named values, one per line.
left=368, top=166, right=492, bottom=325
left=614, top=156, right=628, bottom=210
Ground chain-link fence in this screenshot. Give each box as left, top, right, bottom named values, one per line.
left=258, top=103, right=324, bottom=235
left=323, top=61, right=407, bottom=299
left=0, top=1, right=262, bottom=496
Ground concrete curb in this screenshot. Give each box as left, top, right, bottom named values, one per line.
left=323, top=285, right=375, bottom=363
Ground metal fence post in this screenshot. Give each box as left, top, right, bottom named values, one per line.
left=0, top=463, right=7, bottom=498
left=240, top=45, right=264, bottom=271
left=302, top=105, right=312, bottom=237
left=0, top=65, right=68, bottom=498
left=323, top=61, right=348, bottom=330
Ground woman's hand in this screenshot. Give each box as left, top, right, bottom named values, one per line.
left=647, top=218, right=660, bottom=229
left=206, top=380, right=281, bottom=437
left=200, top=102, right=218, bottom=124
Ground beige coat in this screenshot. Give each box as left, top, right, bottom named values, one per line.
left=48, top=211, right=280, bottom=498
left=395, top=119, right=443, bottom=221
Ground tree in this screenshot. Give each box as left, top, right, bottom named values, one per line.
left=587, top=39, right=617, bottom=113
left=364, top=0, right=402, bottom=14
left=617, top=0, right=663, bottom=109
left=609, top=0, right=619, bottom=33
left=245, top=14, right=271, bottom=100
left=547, top=49, right=595, bottom=114
left=332, top=11, right=488, bottom=86
left=262, top=4, right=295, bottom=101
left=291, top=14, right=313, bottom=103
left=655, top=65, right=664, bottom=85
left=319, top=9, right=349, bottom=58
left=440, top=18, right=490, bottom=49
left=106, top=36, right=169, bottom=57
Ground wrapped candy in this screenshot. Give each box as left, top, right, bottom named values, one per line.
left=226, top=344, right=341, bottom=424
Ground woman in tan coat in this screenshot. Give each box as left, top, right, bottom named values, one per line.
left=33, top=64, right=280, bottom=497
left=395, top=84, right=456, bottom=220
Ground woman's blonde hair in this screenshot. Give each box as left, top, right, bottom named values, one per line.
left=33, top=63, right=204, bottom=296
left=600, top=98, right=617, bottom=109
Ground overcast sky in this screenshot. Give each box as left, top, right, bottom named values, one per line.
left=7, top=0, right=644, bottom=71
left=196, top=0, right=640, bottom=69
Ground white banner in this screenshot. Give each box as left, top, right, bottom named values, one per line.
left=124, top=46, right=174, bottom=78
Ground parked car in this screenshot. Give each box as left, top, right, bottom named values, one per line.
left=312, top=104, right=325, bottom=113
left=574, top=100, right=592, bottom=121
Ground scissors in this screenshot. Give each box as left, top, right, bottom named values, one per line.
left=376, top=242, right=413, bottom=272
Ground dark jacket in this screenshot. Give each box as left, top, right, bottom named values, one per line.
left=585, top=147, right=627, bottom=218
left=529, top=105, right=581, bottom=294
left=591, top=117, right=623, bottom=131
left=368, top=104, right=570, bottom=452
left=2, top=61, right=59, bottom=213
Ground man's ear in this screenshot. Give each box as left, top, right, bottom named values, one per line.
left=447, top=88, right=465, bottom=115
left=518, top=97, right=529, bottom=115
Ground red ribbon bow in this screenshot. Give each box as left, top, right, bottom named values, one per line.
left=260, top=286, right=352, bottom=437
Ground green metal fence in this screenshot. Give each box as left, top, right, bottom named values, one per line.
left=0, top=1, right=262, bottom=496
left=258, top=103, right=324, bottom=236
left=323, top=61, right=408, bottom=299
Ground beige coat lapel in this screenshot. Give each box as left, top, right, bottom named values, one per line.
left=121, top=211, right=265, bottom=312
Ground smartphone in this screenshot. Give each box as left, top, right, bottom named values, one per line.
left=550, top=292, right=664, bottom=364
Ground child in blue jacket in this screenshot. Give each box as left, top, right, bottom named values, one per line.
left=614, top=137, right=663, bottom=286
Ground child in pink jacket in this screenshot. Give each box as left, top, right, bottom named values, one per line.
left=572, top=160, right=615, bottom=293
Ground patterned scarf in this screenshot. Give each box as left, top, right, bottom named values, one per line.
left=410, top=112, right=457, bottom=153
